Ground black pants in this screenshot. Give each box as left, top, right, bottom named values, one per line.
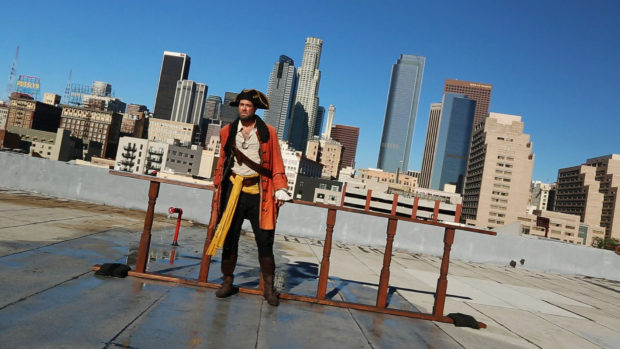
left=221, top=186, right=275, bottom=260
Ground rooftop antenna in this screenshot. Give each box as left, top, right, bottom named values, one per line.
left=5, top=46, right=19, bottom=101
left=63, top=69, right=72, bottom=104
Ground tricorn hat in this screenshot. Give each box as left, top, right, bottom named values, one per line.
left=229, top=89, right=270, bottom=109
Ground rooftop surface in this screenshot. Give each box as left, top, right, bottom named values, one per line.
left=0, top=189, right=619, bottom=348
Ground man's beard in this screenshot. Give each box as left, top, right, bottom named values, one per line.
left=239, top=114, right=256, bottom=121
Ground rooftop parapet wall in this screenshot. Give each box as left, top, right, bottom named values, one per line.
left=1, top=151, right=619, bottom=281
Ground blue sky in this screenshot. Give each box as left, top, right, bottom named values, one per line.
left=2, top=0, right=619, bottom=183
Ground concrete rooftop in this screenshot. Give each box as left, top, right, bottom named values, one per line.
left=1, top=189, right=619, bottom=348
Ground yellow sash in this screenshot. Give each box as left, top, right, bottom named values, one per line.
left=206, top=174, right=259, bottom=255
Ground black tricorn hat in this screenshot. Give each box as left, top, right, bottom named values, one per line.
left=229, top=89, right=270, bottom=109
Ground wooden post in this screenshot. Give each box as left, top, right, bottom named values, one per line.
left=135, top=181, right=160, bottom=273
left=364, top=190, right=372, bottom=211
left=411, top=197, right=419, bottom=219
left=198, top=212, right=217, bottom=282
left=454, top=204, right=462, bottom=223
left=317, top=208, right=337, bottom=299
left=340, top=183, right=347, bottom=207
left=376, top=218, right=397, bottom=308
left=433, top=200, right=440, bottom=222
left=432, top=228, right=455, bottom=318
left=391, top=194, right=399, bottom=216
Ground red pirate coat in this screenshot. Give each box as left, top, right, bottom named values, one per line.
left=213, top=116, right=288, bottom=230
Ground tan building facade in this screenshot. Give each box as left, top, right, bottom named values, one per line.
left=43, top=93, right=61, bottom=106
left=555, top=154, right=620, bottom=240
left=60, top=106, right=122, bottom=159
left=356, top=168, right=418, bottom=194
left=306, top=138, right=343, bottom=179
left=462, top=113, right=534, bottom=228
left=518, top=210, right=605, bottom=246
left=147, top=118, right=200, bottom=146
left=7, top=95, right=62, bottom=132
left=4, top=126, right=74, bottom=161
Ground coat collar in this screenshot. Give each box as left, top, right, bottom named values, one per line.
left=225, top=115, right=269, bottom=154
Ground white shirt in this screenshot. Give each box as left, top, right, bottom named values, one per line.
left=231, top=122, right=261, bottom=176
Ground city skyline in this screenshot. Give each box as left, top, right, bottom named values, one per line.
left=1, top=1, right=619, bottom=182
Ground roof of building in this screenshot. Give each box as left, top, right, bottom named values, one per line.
left=1, top=189, right=619, bottom=347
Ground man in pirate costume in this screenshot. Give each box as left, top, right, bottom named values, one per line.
left=207, top=89, right=290, bottom=306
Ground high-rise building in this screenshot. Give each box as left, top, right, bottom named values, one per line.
left=220, top=92, right=239, bottom=125
left=330, top=124, right=359, bottom=170
left=443, top=79, right=492, bottom=129
left=554, top=154, right=620, bottom=240
left=429, top=93, right=476, bottom=193
left=323, top=105, right=336, bottom=139
left=263, top=55, right=297, bottom=140
left=419, top=103, right=442, bottom=188
left=60, top=106, right=123, bottom=159
left=6, top=94, right=62, bottom=132
left=289, top=37, right=323, bottom=152
left=170, top=80, right=207, bottom=125
left=529, top=181, right=552, bottom=211
left=153, top=51, right=191, bottom=120
left=462, top=112, right=534, bottom=228
left=147, top=118, right=200, bottom=146
left=204, top=95, right=222, bottom=120
left=306, top=138, right=343, bottom=179
left=0, top=104, right=8, bottom=130
left=377, top=54, right=425, bottom=173
left=313, top=106, right=325, bottom=138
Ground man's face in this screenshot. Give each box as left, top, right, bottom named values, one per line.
left=238, top=99, right=257, bottom=120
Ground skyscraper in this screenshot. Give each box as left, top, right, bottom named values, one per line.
left=444, top=79, right=492, bottom=128
left=377, top=54, right=425, bottom=173
left=554, top=154, right=620, bottom=240
left=153, top=51, right=191, bottom=120
left=330, top=124, right=359, bottom=170
left=429, top=93, right=476, bottom=193
left=323, top=105, right=336, bottom=139
left=289, top=37, right=323, bottom=152
left=462, top=113, right=534, bottom=228
left=204, top=95, right=222, bottom=120
left=313, top=106, right=325, bottom=138
left=220, top=92, right=239, bottom=126
left=263, top=55, right=297, bottom=140
left=170, top=80, right=207, bottom=125
left=419, top=103, right=442, bottom=188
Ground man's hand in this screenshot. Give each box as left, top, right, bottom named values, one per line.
left=275, top=189, right=292, bottom=207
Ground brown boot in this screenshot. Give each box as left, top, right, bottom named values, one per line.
left=216, top=274, right=236, bottom=298
left=259, top=256, right=279, bottom=306
left=216, top=255, right=238, bottom=298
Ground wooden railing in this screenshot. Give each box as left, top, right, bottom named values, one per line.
left=97, top=171, right=496, bottom=328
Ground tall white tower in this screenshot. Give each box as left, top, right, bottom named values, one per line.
left=323, top=104, right=336, bottom=139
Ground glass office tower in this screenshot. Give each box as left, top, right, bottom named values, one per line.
left=153, top=51, right=191, bottom=120
left=377, top=54, right=425, bottom=173
left=429, top=93, right=476, bottom=193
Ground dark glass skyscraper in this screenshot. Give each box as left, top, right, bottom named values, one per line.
left=443, top=79, right=492, bottom=129
left=377, top=54, right=425, bottom=173
left=220, top=92, right=239, bottom=126
left=429, top=93, right=476, bottom=193
left=263, top=55, right=297, bottom=140
left=153, top=51, right=191, bottom=120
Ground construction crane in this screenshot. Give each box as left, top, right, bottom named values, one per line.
left=5, top=46, right=19, bottom=101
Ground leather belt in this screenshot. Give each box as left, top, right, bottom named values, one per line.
left=231, top=173, right=259, bottom=187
